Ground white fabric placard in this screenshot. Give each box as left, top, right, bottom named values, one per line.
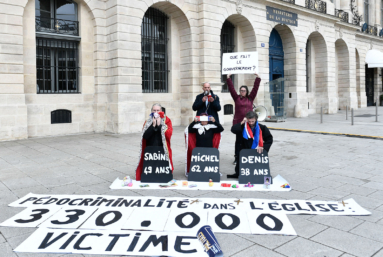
left=122, top=208, right=170, bottom=232
left=79, top=207, right=134, bottom=230
left=39, top=207, right=98, bottom=229
left=0, top=206, right=62, bottom=228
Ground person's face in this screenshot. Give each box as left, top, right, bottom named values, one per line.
left=203, top=83, right=211, bottom=93
left=152, top=105, right=161, bottom=113
left=247, top=118, right=257, bottom=127
left=240, top=87, right=247, bottom=97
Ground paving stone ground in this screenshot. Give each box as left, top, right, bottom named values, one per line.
left=0, top=106, right=383, bottom=257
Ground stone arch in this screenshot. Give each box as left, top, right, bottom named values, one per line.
left=140, top=1, right=193, bottom=126
left=23, top=0, right=101, bottom=137
left=335, top=38, right=350, bottom=110
left=305, top=31, right=329, bottom=113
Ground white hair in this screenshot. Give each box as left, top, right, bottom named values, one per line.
left=151, top=103, right=162, bottom=112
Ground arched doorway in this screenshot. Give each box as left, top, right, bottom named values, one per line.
left=365, top=64, right=375, bottom=106
left=269, top=29, right=284, bottom=116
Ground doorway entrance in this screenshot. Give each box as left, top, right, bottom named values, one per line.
left=269, top=29, right=284, bottom=116
left=365, top=64, right=374, bottom=106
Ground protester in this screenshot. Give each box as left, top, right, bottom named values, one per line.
left=192, top=82, right=221, bottom=123
left=135, top=103, right=173, bottom=181
left=227, top=73, right=261, bottom=165
left=184, top=113, right=224, bottom=176
left=228, top=111, right=273, bottom=179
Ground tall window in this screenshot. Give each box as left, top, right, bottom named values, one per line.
left=35, top=0, right=78, bottom=36
left=364, top=0, right=369, bottom=24
left=141, top=8, right=169, bottom=93
left=36, top=39, right=79, bottom=93
left=221, top=20, right=235, bottom=92
left=35, top=0, right=79, bottom=94
left=306, top=40, right=311, bottom=92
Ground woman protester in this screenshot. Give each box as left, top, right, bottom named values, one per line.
left=227, top=73, right=261, bottom=165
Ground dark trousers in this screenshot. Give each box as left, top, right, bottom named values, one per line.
left=234, top=130, right=241, bottom=157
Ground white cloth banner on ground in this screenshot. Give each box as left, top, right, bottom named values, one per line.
left=109, top=174, right=292, bottom=191
left=14, top=228, right=204, bottom=256
left=8, top=193, right=371, bottom=216
left=221, top=51, right=259, bottom=74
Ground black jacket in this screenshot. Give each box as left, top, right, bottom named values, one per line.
left=192, top=90, right=221, bottom=123
left=188, top=121, right=224, bottom=148
left=143, top=125, right=163, bottom=147
left=231, top=123, right=273, bottom=152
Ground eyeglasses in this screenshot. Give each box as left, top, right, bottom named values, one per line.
left=240, top=90, right=247, bottom=92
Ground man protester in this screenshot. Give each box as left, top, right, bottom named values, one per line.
left=228, top=111, right=273, bottom=179
left=192, top=82, right=221, bottom=123
left=135, top=103, right=174, bottom=181
left=184, top=113, right=224, bottom=176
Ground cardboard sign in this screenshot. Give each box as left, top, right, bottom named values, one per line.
left=141, top=146, right=173, bottom=183
left=221, top=52, right=259, bottom=74
left=238, top=149, right=272, bottom=184
left=188, top=147, right=220, bottom=183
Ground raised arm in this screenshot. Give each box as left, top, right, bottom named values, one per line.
left=227, top=77, right=239, bottom=101
left=231, top=123, right=243, bottom=135
left=188, top=121, right=197, bottom=133
left=249, top=77, right=261, bottom=101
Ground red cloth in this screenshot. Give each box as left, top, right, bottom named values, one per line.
left=135, top=116, right=173, bottom=181
left=227, top=77, right=261, bottom=125
left=185, top=130, right=221, bottom=174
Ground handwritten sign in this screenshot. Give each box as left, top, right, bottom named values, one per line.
left=238, top=149, right=272, bottom=184
left=266, top=6, right=298, bottom=27
left=188, top=147, right=220, bottom=182
left=141, top=146, right=173, bottom=183
left=221, top=52, right=258, bottom=75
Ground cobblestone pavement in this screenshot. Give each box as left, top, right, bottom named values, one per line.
left=0, top=107, right=382, bottom=257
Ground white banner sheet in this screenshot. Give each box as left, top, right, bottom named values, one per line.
left=4, top=193, right=371, bottom=256
left=14, top=228, right=204, bottom=256
left=221, top=51, right=259, bottom=74
left=8, top=193, right=371, bottom=216
left=109, top=174, right=292, bottom=191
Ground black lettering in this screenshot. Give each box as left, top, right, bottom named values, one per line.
left=281, top=204, right=295, bottom=211
left=60, top=231, right=79, bottom=249
left=156, top=199, right=166, bottom=207
left=131, top=200, right=142, bottom=208
left=215, top=213, right=240, bottom=230
left=166, top=200, right=176, bottom=208
left=177, top=200, right=189, bottom=208
left=33, top=197, right=51, bottom=205
left=268, top=203, right=281, bottom=211
left=139, top=235, right=168, bottom=252
left=20, top=197, right=38, bottom=205
left=256, top=214, right=283, bottom=231
left=39, top=232, right=67, bottom=249
left=78, top=198, right=93, bottom=206
left=204, top=203, right=211, bottom=209
left=43, top=198, right=58, bottom=205
left=95, top=211, right=122, bottom=226
left=144, top=199, right=155, bottom=207
left=56, top=198, right=70, bottom=205
left=111, top=198, right=124, bottom=207
left=51, top=209, right=85, bottom=225
left=118, top=199, right=133, bottom=207
left=127, top=232, right=141, bottom=252
left=294, top=203, right=310, bottom=211
left=74, top=233, right=102, bottom=250
left=328, top=204, right=344, bottom=212
left=106, top=234, right=130, bottom=251
left=68, top=199, right=82, bottom=206
left=15, top=209, right=50, bottom=224
left=250, top=202, right=263, bottom=210
left=306, top=202, right=317, bottom=212
left=174, top=236, right=197, bottom=253
left=90, top=197, right=103, bottom=206
left=97, top=198, right=114, bottom=207
left=175, top=212, right=200, bottom=228
left=315, top=204, right=330, bottom=212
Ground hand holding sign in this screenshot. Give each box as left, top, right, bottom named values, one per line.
left=222, top=52, right=259, bottom=75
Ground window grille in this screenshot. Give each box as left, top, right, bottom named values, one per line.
left=221, top=20, right=235, bottom=92
left=224, top=104, right=234, bottom=115
left=36, top=38, right=79, bottom=93
left=141, top=7, right=169, bottom=93
left=51, top=109, right=72, bottom=124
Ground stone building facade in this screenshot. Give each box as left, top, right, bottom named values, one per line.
left=0, top=0, right=382, bottom=141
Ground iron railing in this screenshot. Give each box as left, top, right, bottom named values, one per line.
left=361, top=23, right=378, bottom=36
left=335, top=9, right=349, bottom=23
left=305, top=0, right=327, bottom=14
left=36, top=16, right=79, bottom=36
left=280, top=0, right=295, bottom=4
